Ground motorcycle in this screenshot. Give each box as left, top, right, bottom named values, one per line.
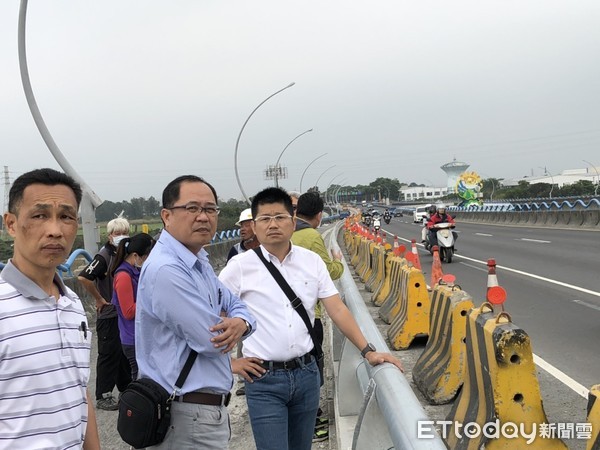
left=363, top=215, right=372, bottom=227
left=425, top=222, right=456, bottom=263
left=373, top=217, right=381, bottom=232
left=383, top=214, right=391, bottom=224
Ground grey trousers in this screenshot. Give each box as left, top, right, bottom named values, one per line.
left=147, top=401, right=230, bottom=450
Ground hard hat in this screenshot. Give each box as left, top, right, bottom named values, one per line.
left=236, top=208, right=253, bottom=225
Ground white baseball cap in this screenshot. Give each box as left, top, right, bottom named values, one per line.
left=236, top=208, right=253, bottom=225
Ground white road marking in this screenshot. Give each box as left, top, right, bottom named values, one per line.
left=573, top=299, right=600, bottom=312
left=475, top=233, right=493, bottom=236
left=459, top=262, right=487, bottom=272
left=393, top=235, right=599, bottom=397
left=533, top=354, right=589, bottom=399
left=518, top=238, right=551, bottom=244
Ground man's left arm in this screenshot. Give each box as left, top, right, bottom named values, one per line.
left=83, top=389, right=100, bottom=450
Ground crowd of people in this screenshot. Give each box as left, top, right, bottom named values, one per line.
left=0, top=168, right=403, bottom=450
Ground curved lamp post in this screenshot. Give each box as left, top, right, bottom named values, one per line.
left=325, top=174, right=344, bottom=206
left=19, top=0, right=102, bottom=254
left=314, top=165, right=336, bottom=191
left=274, top=128, right=313, bottom=188
left=539, top=166, right=555, bottom=198
left=234, top=82, right=295, bottom=204
left=583, top=159, right=599, bottom=196
left=299, top=153, right=327, bottom=192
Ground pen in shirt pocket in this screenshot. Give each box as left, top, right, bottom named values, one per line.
left=218, top=288, right=222, bottom=306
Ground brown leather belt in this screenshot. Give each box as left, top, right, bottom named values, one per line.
left=173, top=392, right=231, bottom=407
left=260, top=353, right=313, bottom=371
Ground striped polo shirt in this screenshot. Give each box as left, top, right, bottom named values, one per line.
left=0, top=261, right=92, bottom=450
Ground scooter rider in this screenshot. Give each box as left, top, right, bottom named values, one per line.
left=426, top=204, right=457, bottom=248
left=421, top=204, right=436, bottom=243
left=383, top=208, right=392, bottom=223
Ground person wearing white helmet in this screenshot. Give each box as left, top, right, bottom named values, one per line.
left=227, top=208, right=260, bottom=262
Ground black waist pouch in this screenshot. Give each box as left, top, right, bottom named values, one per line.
left=117, top=378, right=172, bottom=448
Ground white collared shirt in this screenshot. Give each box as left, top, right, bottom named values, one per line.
left=219, top=244, right=338, bottom=361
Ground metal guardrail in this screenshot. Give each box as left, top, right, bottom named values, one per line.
left=324, top=222, right=446, bottom=450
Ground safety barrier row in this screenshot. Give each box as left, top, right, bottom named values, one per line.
left=342, top=215, right=600, bottom=448
left=326, top=223, right=446, bottom=450
left=451, top=209, right=600, bottom=228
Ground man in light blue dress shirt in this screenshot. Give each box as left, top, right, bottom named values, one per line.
left=136, top=175, right=256, bottom=449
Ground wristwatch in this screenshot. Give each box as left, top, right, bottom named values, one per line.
left=360, top=343, right=376, bottom=358
left=242, top=319, right=252, bottom=336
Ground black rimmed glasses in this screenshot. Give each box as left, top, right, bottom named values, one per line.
left=166, top=203, right=220, bottom=216
left=254, top=214, right=293, bottom=225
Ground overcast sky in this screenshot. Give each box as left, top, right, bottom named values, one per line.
left=2, top=1, right=600, bottom=204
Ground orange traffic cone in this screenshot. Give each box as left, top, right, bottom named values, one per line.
left=381, top=232, right=387, bottom=245
left=486, top=258, right=507, bottom=310
left=431, top=245, right=444, bottom=287
left=411, top=239, right=422, bottom=270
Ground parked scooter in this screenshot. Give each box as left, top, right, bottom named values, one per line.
left=425, top=222, right=456, bottom=263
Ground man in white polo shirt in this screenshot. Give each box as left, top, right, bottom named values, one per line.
left=0, top=168, right=100, bottom=449
left=219, top=187, right=403, bottom=450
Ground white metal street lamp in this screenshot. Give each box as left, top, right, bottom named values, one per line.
left=583, top=160, right=599, bottom=196
left=299, top=153, right=327, bottom=192
left=19, top=0, right=102, bottom=254
left=274, top=129, right=313, bottom=188
left=314, top=165, right=336, bottom=191
left=538, top=166, right=555, bottom=198
left=234, top=82, right=295, bottom=204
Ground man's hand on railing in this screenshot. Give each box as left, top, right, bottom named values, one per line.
left=365, top=351, right=404, bottom=373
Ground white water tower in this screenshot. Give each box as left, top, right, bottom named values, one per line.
left=441, top=158, right=470, bottom=193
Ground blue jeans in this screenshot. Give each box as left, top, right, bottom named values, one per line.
left=245, top=358, right=320, bottom=450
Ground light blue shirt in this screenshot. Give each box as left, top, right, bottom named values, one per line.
left=136, top=230, right=256, bottom=395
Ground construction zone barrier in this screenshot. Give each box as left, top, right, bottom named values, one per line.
left=365, top=244, right=386, bottom=294
left=386, top=264, right=431, bottom=350
left=445, top=303, right=567, bottom=449
left=412, top=283, right=474, bottom=405
left=587, top=384, right=600, bottom=450
left=378, top=256, right=408, bottom=322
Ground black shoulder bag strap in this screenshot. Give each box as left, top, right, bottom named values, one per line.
left=252, top=248, right=323, bottom=361
left=170, top=350, right=198, bottom=398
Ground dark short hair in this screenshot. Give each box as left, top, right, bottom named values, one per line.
left=9, top=168, right=82, bottom=213
left=251, top=187, right=293, bottom=218
left=162, top=175, right=218, bottom=208
left=296, top=192, right=324, bottom=218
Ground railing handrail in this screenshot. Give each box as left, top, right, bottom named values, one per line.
left=326, top=222, right=446, bottom=449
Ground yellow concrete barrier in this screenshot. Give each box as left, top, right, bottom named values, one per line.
left=412, top=284, right=474, bottom=404
left=445, top=303, right=567, bottom=449
left=365, top=245, right=386, bottom=293
left=587, top=384, right=600, bottom=450
left=387, top=265, right=430, bottom=350
left=358, top=241, right=376, bottom=283
left=378, top=256, right=407, bottom=322
left=372, top=254, right=394, bottom=305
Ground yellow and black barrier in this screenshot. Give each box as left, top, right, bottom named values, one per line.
left=378, top=256, right=408, bottom=321
left=445, top=303, right=566, bottom=449
left=365, top=245, right=386, bottom=293
left=358, top=240, right=377, bottom=282
left=587, top=384, right=600, bottom=450
left=372, top=253, right=394, bottom=305
left=412, top=284, right=474, bottom=404
left=386, top=265, right=431, bottom=350
left=354, top=237, right=371, bottom=278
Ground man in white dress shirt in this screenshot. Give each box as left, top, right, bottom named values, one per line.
left=219, top=187, right=403, bottom=450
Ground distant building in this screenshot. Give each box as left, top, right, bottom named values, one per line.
left=400, top=185, right=449, bottom=201
left=502, top=167, right=600, bottom=188
left=441, top=158, right=470, bottom=193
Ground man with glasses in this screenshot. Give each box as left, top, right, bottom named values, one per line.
left=219, top=187, right=403, bottom=450
left=135, top=175, right=256, bottom=449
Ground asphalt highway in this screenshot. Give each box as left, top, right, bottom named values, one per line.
left=366, top=214, right=599, bottom=449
